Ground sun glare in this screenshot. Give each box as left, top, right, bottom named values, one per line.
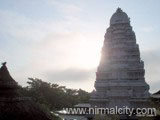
left=71, top=38, right=101, bottom=69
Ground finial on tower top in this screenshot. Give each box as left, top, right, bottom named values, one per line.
left=110, top=8, right=130, bottom=25
left=2, top=62, right=7, bottom=67
left=116, top=7, right=122, bottom=12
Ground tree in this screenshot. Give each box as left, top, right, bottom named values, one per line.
left=21, top=78, right=90, bottom=111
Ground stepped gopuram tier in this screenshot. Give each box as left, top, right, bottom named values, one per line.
left=90, top=8, right=150, bottom=108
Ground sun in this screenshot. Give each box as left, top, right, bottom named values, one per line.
left=71, top=38, right=101, bottom=69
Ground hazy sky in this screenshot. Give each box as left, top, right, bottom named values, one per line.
left=0, top=0, right=160, bottom=93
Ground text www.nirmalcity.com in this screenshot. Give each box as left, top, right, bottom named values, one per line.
left=63, top=106, right=156, bottom=117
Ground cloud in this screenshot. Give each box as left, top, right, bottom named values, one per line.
left=43, top=67, right=96, bottom=92
left=0, top=10, right=45, bottom=42
left=141, top=49, right=160, bottom=93
left=47, top=0, right=82, bottom=15
left=0, top=8, right=100, bottom=92
left=140, top=26, right=154, bottom=33
left=45, top=68, right=96, bottom=82
left=1, top=1, right=159, bottom=93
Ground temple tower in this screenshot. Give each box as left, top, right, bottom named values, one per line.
left=90, top=8, right=150, bottom=108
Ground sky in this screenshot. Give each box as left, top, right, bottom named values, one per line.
left=0, top=0, right=160, bottom=93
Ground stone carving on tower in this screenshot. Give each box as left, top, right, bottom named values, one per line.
left=90, top=8, right=150, bottom=108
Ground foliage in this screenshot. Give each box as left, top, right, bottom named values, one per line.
left=20, top=78, right=90, bottom=111
left=147, top=97, right=160, bottom=120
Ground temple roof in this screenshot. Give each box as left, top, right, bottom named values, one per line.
left=0, top=62, right=15, bottom=82
left=0, top=62, right=53, bottom=120
left=0, top=62, right=18, bottom=90
left=110, top=8, right=130, bottom=25
left=153, top=90, right=160, bottom=95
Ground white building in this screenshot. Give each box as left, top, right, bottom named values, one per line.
left=90, top=8, right=150, bottom=108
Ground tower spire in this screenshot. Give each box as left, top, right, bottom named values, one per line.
left=90, top=8, right=150, bottom=109
left=110, top=8, right=130, bottom=25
